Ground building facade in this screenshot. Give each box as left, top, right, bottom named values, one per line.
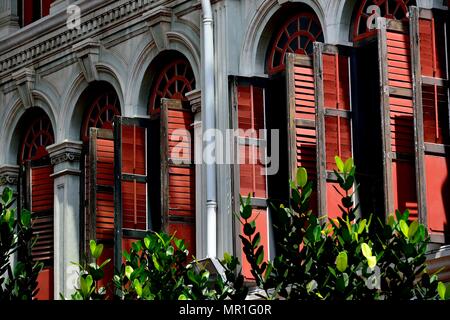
left=0, top=0, right=449, bottom=299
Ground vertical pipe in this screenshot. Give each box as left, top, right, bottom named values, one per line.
left=200, top=0, right=217, bottom=258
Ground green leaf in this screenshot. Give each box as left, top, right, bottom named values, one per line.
left=152, top=255, right=162, bottom=272
left=256, top=246, right=264, bottom=265
left=125, top=265, right=134, bottom=279
left=408, top=220, right=419, bottom=238
left=244, top=223, right=255, bottom=236
left=166, top=246, right=174, bottom=256
left=367, top=256, right=376, bottom=268
left=336, top=251, right=348, bottom=273
left=144, top=236, right=151, bottom=249
left=89, top=240, right=97, bottom=257
left=2, top=187, right=13, bottom=205
left=344, top=158, right=354, bottom=174
left=133, top=279, right=143, bottom=297
left=296, top=167, right=308, bottom=188
left=438, top=282, right=446, bottom=300
left=306, top=280, right=318, bottom=293
left=241, top=204, right=252, bottom=220
left=361, top=243, right=372, bottom=259
left=93, top=243, right=104, bottom=259
left=335, top=156, right=344, bottom=173
left=336, top=273, right=349, bottom=292
left=358, top=219, right=367, bottom=234
left=399, top=220, right=409, bottom=238
left=20, top=209, right=31, bottom=228
left=178, top=294, right=188, bottom=300
left=99, top=258, right=111, bottom=269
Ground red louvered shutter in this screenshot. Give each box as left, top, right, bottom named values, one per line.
left=114, top=117, right=157, bottom=269
left=160, top=99, right=196, bottom=255
left=416, top=9, right=450, bottom=242
left=27, top=163, right=54, bottom=300
left=286, top=53, right=319, bottom=212
left=233, top=81, right=270, bottom=280
left=314, top=44, right=353, bottom=220
left=377, top=18, right=419, bottom=220
left=87, top=128, right=115, bottom=286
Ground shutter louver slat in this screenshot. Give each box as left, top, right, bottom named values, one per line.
left=31, top=166, right=54, bottom=265
left=314, top=44, right=353, bottom=220
left=160, top=100, right=196, bottom=255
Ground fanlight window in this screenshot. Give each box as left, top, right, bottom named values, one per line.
left=149, top=59, right=196, bottom=113
left=353, top=0, right=416, bottom=41
left=20, top=116, right=54, bottom=163
left=81, top=91, right=120, bottom=142
left=267, top=12, right=324, bottom=75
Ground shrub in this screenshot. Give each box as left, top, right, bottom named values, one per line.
left=113, top=231, right=247, bottom=300
left=238, top=157, right=441, bottom=300
left=0, top=187, right=43, bottom=300
left=68, top=240, right=111, bottom=300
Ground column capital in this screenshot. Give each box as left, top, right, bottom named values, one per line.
left=186, top=89, right=201, bottom=113
left=47, top=140, right=83, bottom=166
left=47, top=141, right=83, bottom=178
left=0, top=164, right=19, bottom=187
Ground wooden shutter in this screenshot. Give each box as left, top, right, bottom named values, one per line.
left=160, top=99, right=196, bottom=256
left=21, top=161, right=54, bottom=300
left=314, top=44, right=353, bottom=220
left=377, top=17, right=420, bottom=220
left=286, top=53, right=319, bottom=212
left=413, top=8, right=450, bottom=242
left=232, top=79, right=270, bottom=280
left=113, top=116, right=157, bottom=271
left=87, top=128, right=115, bottom=284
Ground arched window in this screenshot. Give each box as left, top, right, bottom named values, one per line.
left=267, top=12, right=324, bottom=74
left=18, top=111, right=55, bottom=300
left=145, top=55, right=197, bottom=254
left=80, top=87, right=121, bottom=288
left=148, top=58, right=196, bottom=113
left=352, top=0, right=416, bottom=41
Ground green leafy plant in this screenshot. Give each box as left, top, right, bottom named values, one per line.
left=113, top=232, right=247, bottom=301
left=69, top=240, right=111, bottom=300
left=238, top=156, right=442, bottom=300
left=0, top=187, right=43, bottom=300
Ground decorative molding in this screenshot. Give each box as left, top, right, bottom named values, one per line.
left=186, top=88, right=201, bottom=113
left=0, top=0, right=178, bottom=81
left=12, top=67, right=35, bottom=108
left=0, top=165, right=19, bottom=187
left=143, top=6, right=172, bottom=51
left=73, top=39, right=100, bottom=83
left=47, top=140, right=83, bottom=166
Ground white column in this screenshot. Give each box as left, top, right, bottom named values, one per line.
left=186, top=89, right=207, bottom=259
left=0, top=0, right=19, bottom=39
left=47, top=141, right=83, bottom=300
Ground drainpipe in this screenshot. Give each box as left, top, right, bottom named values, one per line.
left=200, top=0, right=217, bottom=258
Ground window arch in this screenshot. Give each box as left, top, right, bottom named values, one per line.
left=148, top=58, right=196, bottom=114
left=352, top=0, right=416, bottom=41
left=266, top=12, right=324, bottom=75
left=19, top=114, right=54, bottom=163
left=18, top=110, right=55, bottom=300
left=81, top=91, right=121, bottom=143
